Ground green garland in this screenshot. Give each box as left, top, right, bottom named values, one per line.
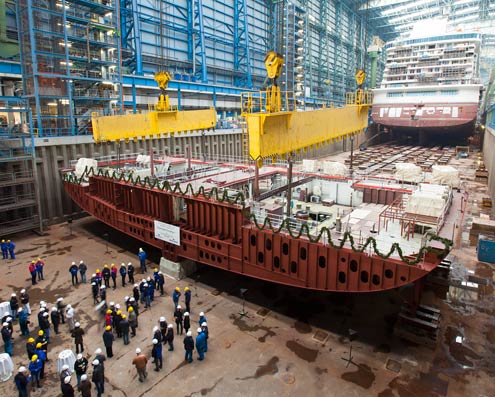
left=63, top=166, right=452, bottom=266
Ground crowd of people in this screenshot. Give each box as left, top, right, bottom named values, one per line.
left=2, top=246, right=212, bottom=397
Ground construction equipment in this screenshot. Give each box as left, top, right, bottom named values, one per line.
left=91, top=73, right=216, bottom=143
left=154, top=71, right=172, bottom=112
left=241, top=53, right=372, bottom=166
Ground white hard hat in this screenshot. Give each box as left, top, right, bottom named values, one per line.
left=17, top=308, right=23, bottom=313
left=109, top=302, right=115, bottom=306
left=152, top=339, right=158, bottom=344
left=144, top=283, right=148, bottom=287
left=80, top=260, right=84, bottom=264
left=72, top=262, right=75, bottom=265
left=128, top=262, right=132, bottom=266
left=77, top=353, right=83, bottom=360
left=134, top=284, right=139, bottom=288
left=124, top=296, right=129, bottom=301
left=184, top=312, right=189, bottom=316
left=135, top=348, right=141, bottom=354
left=146, top=277, right=151, bottom=281
left=92, top=274, right=96, bottom=277
left=18, top=366, right=27, bottom=372
left=57, top=297, right=64, bottom=302
left=177, top=305, right=181, bottom=309
left=197, top=328, right=203, bottom=333
left=115, top=304, right=120, bottom=309
left=66, top=304, right=72, bottom=309
left=167, top=324, right=173, bottom=328
left=11, top=293, right=16, bottom=297
left=129, top=297, right=135, bottom=302
left=92, top=359, right=99, bottom=366
left=141, top=279, right=146, bottom=283
left=75, top=322, right=80, bottom=327
left=186, top=331, right=192, bottom=337
left=64, top=376, right=71, bottom=384
left=43, top=312, right=49, bottom=317
left=62, top=364, right=69, bottom=370
left=199, top=312, right=204, bottom=316
left=81, top=374, right=87, bottom=381
left=91, top=282, right=96, bottom=286
left=51, top=307, right=57, bottom=311
left=100, top=285, right=106, bottom=289
left=201, top=322, right=207, bottom=327
left=121, top=263, right=126, bottom=266
left=153, top=326, right=159, bottom=332
left=2, top=322, right=8, bottom=326
left=6, top=317, right=12, bottom=322
left=21, top=289, right=26, bottom=293
left=159, top=317, right=165, bottom=322
left=95, top=348, right=102, bottom=354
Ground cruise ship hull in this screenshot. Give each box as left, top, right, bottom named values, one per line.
left=63, top=173, right=450, bottom=293
left=371, top=102, right=478, bottom=129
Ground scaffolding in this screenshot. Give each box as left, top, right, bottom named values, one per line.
left=16, top=0, right=123, bottom=137
left=0, top=97, right=42, bottom=235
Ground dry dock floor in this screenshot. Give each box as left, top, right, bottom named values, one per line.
left=0, top=153, right=494, bottom=397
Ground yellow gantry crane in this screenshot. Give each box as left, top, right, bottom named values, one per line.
left=91, top=72, right=216, bottom=143
left=241, top=53, right=373, bottom=167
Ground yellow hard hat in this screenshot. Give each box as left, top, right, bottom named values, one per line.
left=128, top=307, right=134, bottom=312
left=111, top=263, right=115, bottom=267
left=31, top=354, right=38, bottom=362
left=37, top=257, right=41, bottom=261
left=184, top=287, right=190, bottom=291
left=106, top=310, right=112, bottom=314
left=175, top=287, right=180, bottom=291
left=96, top=269, right=100, bottom=272
left=31, top=260, right=36, bottom=263
left=7, top=240, right=10, bottom=242
left=105, top=325, right=111, bottom=331
left=116, top=310, right=121, bottom=315
left=121, top=314, right=126, bottom=319
left=36, top=343, right=42, bottom=349
left=104, top=264, right=108, bottom=268
left=38, top=330, right=44, bottom=336
left=1, top=240, right=4, bottom=243
left=28, top=337, right=35, bottom=343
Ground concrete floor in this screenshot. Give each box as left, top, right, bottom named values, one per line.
left=1, top=153, right=494, bottom=397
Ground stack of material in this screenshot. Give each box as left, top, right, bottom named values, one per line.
left=136, top=155, right=151, bottom=167
left=322, top=161, right=347, bottom=177
left=469, top=218, right=495, bottom=245
left=405, top=184, right=450, bottom=217
left=394, top=163, right=422, bottom=183
left=302, top=159, right=319, bottom=173
left=75, top=158, right=98, bottom=178
left=431, top=165, right=460, bottom=188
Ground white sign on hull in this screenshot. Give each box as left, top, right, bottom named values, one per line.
left=154, top=220, right=181, bottom=246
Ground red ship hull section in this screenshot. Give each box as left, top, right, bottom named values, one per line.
left=371, top=103, right=478, bottom=129
left=64, top=177, right=445, bottom=293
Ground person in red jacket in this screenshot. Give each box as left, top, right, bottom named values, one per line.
left=29, top=261, right=37, bottom=285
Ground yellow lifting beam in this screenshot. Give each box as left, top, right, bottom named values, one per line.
left=243, top=53, right=373, bottom=165
left=243, top=99, right=370, bottom=164
left=92, top=108, right=216, bottom=143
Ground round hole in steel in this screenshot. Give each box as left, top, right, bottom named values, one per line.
left=250, top=235, right=256, bottom=246
left=290, top=261, right=297, bottom=273
left=300, top=247, right=307, bottom=260
left=318, top=256, right=326, bottom=269
left=338, top=272, right=346, bottom=283
left=350, top=260, right=358, bottom=272
left=384, top=269, right=393, bottom=279
left=274, top=256, right=280, bottom=268
left=265, top=239, right=272, bottom=251
left=360, top=271, right=369, bottom=283
left=258, top=252, right=264, bottom=264
left=282, top=243, right=289, bottom=255
left=372, top=275, right=380, bottom=285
